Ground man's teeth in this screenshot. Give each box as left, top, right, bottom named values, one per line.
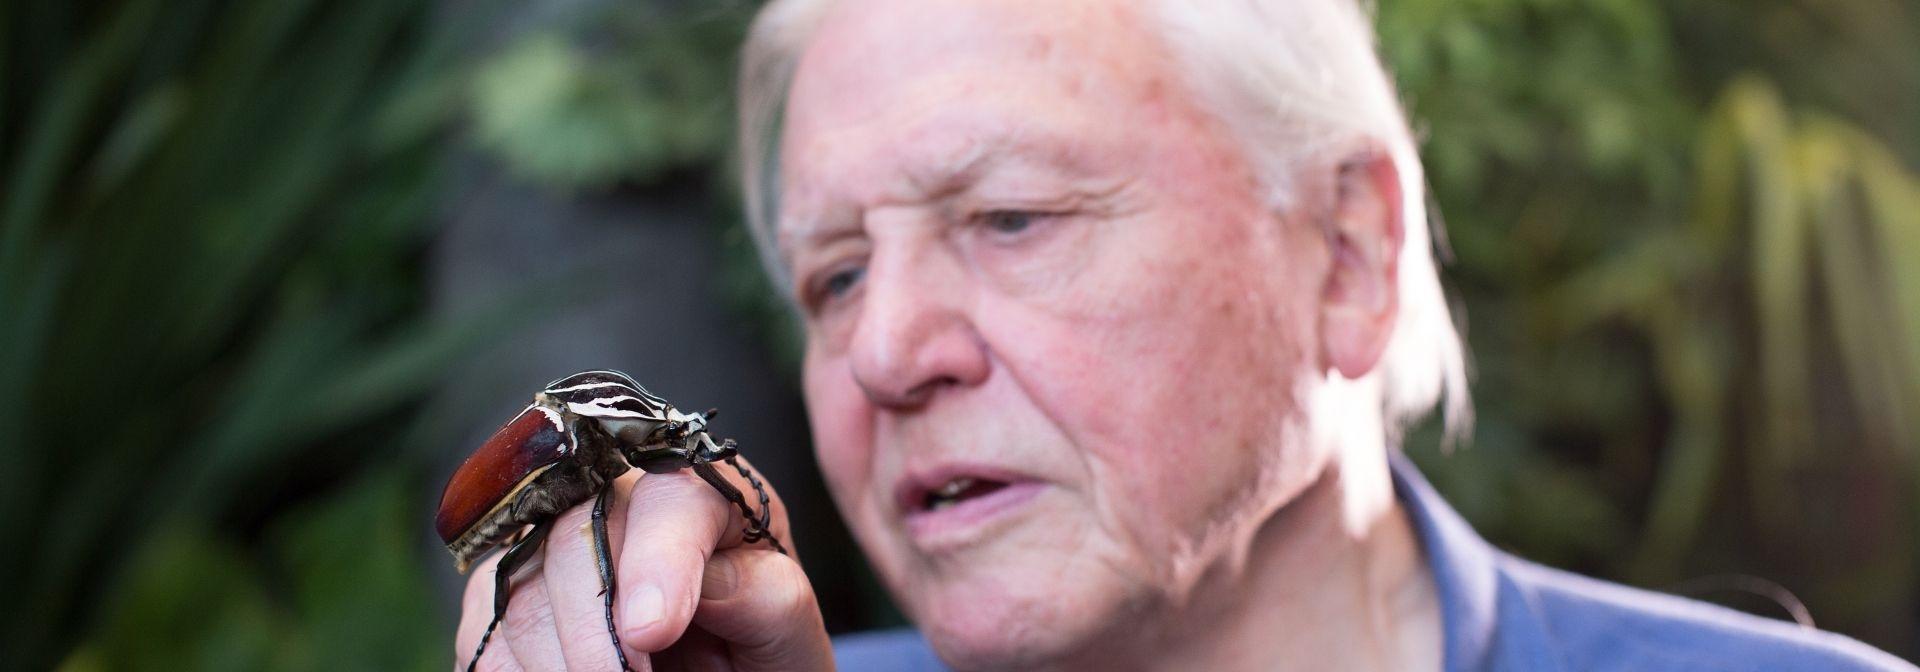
left=937, top=477, right=975, bottom=498
left=927, top=477, right=977, bottom=510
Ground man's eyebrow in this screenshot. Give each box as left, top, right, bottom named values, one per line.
left=780, top=207, right=862, bottom=260
left=905, top=130, right=1102, bottom=198
left=780, top=131, right=1099, bottom=255
left=779, top=146, right=984, bottom=253
left=902, top=137, right=1000, bottom=198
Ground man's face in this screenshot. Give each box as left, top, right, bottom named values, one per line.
left=778, top=0, right=1336, bottom=664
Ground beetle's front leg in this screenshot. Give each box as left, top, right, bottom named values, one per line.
left=725, top=455, right=779, bottom=548
left=628, top=444, right=691, bottom=474
left=691, top=460, right=754, bottom=528
left=691, top=460, right=788, bottom=556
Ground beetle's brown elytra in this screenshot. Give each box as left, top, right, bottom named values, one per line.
left=436, top=369, right=787, bottom=672
left=436, top=404, right=572, bottom=570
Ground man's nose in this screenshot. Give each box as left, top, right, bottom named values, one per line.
left=847, top=240, right=990, bottom=409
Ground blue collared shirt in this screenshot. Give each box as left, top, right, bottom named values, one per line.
left=833, top=454, right=1914, bottom=671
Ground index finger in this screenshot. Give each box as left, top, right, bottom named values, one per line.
left=612, top=461, right=790, bottom=657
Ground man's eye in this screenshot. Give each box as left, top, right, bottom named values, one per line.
left=980, top=210, right=1041, bottom=235
left=820, top=265, right=865, bottom=300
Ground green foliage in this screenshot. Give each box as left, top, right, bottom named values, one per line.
left=463, top=1, right=808, bottom=368
left=469, top=4, right=753, bottom=190
left=0, top=0, right=513, bottom=668
left=1550, top=80, right=1920, bottom=581
left=60, top=529, right=289, bottom=672
left=1384, top=0, right=1920, bottom=654
left=58, top=475, right=447, bottom=672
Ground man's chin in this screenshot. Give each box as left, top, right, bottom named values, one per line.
left=917, top=607, right=1090, bottom=671
left=905, top=573, right=1144, bottom=671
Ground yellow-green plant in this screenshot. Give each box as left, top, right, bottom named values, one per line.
left=1547, top=77, right=1919, bottom=639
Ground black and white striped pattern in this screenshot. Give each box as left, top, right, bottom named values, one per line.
left=543, top=370, right=673, bottom=422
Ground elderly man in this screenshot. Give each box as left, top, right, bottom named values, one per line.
left=455, top=0, right=1912, bottom=670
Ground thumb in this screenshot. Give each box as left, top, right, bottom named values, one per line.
left=693, top=548, right=835, bottom=671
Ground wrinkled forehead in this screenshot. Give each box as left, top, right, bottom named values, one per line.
left=789, top=0, right=1153, bottom=111
left=775, top=0, right=1184, bottom=249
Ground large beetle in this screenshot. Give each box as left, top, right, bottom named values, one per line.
left=435, top=370, right=785, bottom=672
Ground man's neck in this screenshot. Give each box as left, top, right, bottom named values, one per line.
left=1062, top=444, right=1444, bottom=672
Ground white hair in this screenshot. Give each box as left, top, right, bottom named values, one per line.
left=737, top=0, right=1471, bottom=443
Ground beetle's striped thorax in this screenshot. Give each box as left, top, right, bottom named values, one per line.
left=542, top=370, right=675, bottom=445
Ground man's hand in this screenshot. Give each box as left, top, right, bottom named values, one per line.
left=454, top=460, right=833, bottom=671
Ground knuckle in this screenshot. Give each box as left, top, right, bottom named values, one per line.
left=552, top=501, right=595, bottom=537
left=558, top=622, right=608, bottom=652
left=631, top=471, right=704, bottom=506
left=545, top=519, right=594, bottom=560
left=717, top=552, right=811, bottom=609
left=719, top=554, right=822, bottom=649
left=560, top=627, right=622, bottom=669
left=501, top=587, right=554, bottom=640
left=463, top=555, right=504, bottom=598
left=628, top=493, right=728, bottom=548
left=768, top=557, right=818, bottom=616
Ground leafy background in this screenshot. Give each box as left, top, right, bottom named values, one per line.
left=0, top=0, right=1914, bottom=669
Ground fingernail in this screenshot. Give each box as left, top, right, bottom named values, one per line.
left=623, top=583, right=664, bottom=633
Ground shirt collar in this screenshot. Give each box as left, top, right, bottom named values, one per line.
left=1390, top=452, right=1565, bottom=672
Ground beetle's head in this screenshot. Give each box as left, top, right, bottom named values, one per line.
left=683, top=410, right=711, bottom=435
left=693, top=432, right=737, bottom=463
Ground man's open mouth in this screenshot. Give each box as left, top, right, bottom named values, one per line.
left=923, top=476, right=1009, bottom=511
left=896, top=467, right=1047, bottom=549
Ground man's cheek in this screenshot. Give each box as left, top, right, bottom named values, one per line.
left=804, top=364, right=877, bottom=500
left=813, top=419, right=872, bottom=501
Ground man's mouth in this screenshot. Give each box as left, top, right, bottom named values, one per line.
left=897, top=467, right=1046, bottom=550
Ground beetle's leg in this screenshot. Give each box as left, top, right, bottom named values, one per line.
left=691, top=461, right=788, bottom=556
left=630, top=445, right=690, bottom=474
left=466, top=520, right=554, bottom=672
left=725, top=455, right=782, bottom=552
left=714, top=441, right=783, bottom=555
left=591, top=486, right=637, bottom=672
left=691, top=461, right=755, bottom=528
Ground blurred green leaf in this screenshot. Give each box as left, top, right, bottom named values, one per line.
left=469, top=5, right=749, bottom=190
left=0, top=0, right=483, bottom=666
left=65, top=474, right=452, bottom=672
left=473, top=33, right=663, bottom=188
left=1382, top=0, right=1920, bottom=652
left=64, top=528, right=289, bottom=672
left=267, top=473, right=450, bottom=672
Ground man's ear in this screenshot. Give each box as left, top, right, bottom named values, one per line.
left=1319, top=149, right=1403, bottom=380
